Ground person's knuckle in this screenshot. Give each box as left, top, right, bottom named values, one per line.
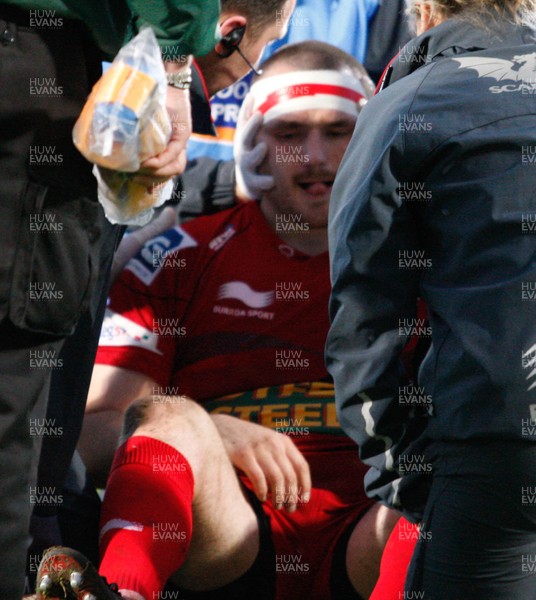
left=281, top=434, right=296, bottom=450
left=235, top=444, right=253, bottom=462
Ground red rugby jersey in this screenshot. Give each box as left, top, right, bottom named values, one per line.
left=96, top=202, right=368, bottom=489
left=98, top=202, right=329, bottom=401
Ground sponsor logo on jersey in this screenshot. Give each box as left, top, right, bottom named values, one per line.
left=209, top=225, right=236, bottom=251
left=204, top=381, right=341, bottom=435
left=217, top=281, right=274, bottom=309
left=454, top=53, right=536, bottom=94
left=126, top=226, right=197, bottom=286
left=99, top=309, right=162, bottom=355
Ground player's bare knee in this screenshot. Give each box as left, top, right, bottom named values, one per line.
left=151, top=395, right=214, bottom=431
left=119, top=396, right=226, bottom=486
left=121, top=396, right=154, bottom=442
left=131, top=395, right=218, bottom=446
left=120, top=395, right=196, bottom=438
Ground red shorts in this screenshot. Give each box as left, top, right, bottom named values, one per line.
left=240, top=435, right=374, bottom=600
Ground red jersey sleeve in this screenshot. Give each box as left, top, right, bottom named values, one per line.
left=95, top=225, right=199, bottom=388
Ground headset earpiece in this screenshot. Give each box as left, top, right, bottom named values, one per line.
left=216, top=25, right=246, bottom=58
left=215, top=24, right=262, bottom=75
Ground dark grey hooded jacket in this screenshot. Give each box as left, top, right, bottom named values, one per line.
left=327, top=15, right=536, bottom=522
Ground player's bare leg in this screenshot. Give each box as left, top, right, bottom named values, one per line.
left=110, top=396, right=260, bottom=595
left=345, top=503, right=401, bottom=598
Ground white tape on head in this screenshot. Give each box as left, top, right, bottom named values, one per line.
left=249, top=70, right=367, bottom=123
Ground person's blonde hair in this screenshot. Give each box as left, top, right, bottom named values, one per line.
left=405, top=0, right=536, bottom=29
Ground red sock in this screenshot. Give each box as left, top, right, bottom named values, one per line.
left=369, top=518, right=417, bottom=600
left=99, top=435, right=194, bottom=599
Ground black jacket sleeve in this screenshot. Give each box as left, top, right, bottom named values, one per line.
left=326, top=85, right=430, bottom=522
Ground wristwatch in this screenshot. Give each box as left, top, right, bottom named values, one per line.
left=166, top=68, right=192, bottom=90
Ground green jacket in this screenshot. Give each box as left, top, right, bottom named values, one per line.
left=3, top=0, right=220, bottom=58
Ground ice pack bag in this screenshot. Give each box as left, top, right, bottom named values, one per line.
left=73, top=28, right=173, bottom=225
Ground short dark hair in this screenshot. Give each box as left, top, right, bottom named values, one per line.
left=256, top=40, right=375, bottom=99
left=221, top=0, right=290, bottom=33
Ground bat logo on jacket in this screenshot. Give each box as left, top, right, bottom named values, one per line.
left=454, top=52, right=536, bottom=94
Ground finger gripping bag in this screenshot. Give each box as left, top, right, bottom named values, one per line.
left=73, top=27, right=173, bottom=225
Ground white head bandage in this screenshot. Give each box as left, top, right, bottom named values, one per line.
left=248, top=69, right=368, bottom=123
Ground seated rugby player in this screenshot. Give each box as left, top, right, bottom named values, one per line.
left=36, top=42, right=400, bottom=600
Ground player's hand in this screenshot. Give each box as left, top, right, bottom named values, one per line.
left=140, top=85, right=191, bottom=178
left=234, top=96, right=275, bottom=200
left=211, top=414, right=311, bottom=512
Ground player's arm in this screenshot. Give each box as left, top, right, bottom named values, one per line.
left=211, top=414, right=311, bottom=513
left=175, top=98, right=275, bottom=220
left=84, top=220, right=194, bottom=486
left=78, top=365, right=158, bottom=487
left=172, top=99, right=271, bottom=221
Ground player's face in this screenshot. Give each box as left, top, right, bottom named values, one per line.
left=256, top=109, right=356, bottom=228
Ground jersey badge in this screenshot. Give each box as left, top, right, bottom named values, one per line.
left=209, top=224, right=236, bottom=251
left=126, top=226, right=197, bottom=286
left=99, top=309, right=162, bottom=355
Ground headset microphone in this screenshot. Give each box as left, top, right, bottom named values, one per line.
left=216, top=25, right=263, bottom=76
left=235, top=46, right=263, bottom=76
